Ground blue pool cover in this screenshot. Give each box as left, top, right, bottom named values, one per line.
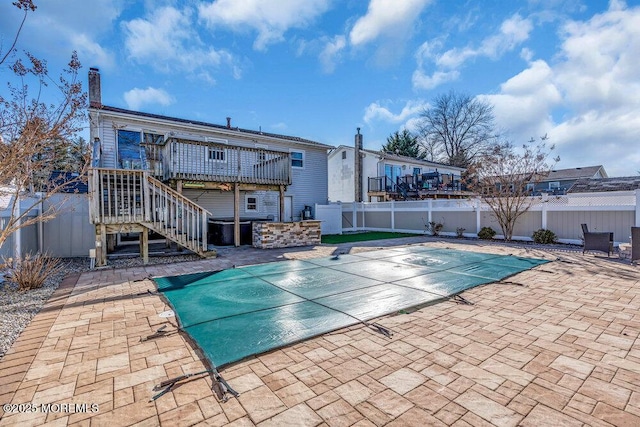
left=154, top=247, right=548, bottom=367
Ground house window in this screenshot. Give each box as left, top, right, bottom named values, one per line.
left=117, top=129, right=142, bottom=169
left=291, top=150, right=304, bottom=168
left=143, top=132, right=164, bottom=145
left=548, top=181, right=560, bottom=190
left=341, top=151, right=347, bottom=160
left=255, top=144, right=268, bottom=162
left=526, top=183, right=535, bottom=193
left=245, top=195, right=258, bottom=212
left=208, top=147, right=226, bottom=162
left=413, top=167, right=421, bottom=176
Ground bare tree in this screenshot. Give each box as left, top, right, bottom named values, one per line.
left=0, top=1, right=88, bottom=253
left=465, top=138, right=559, bottom=241
left=418, top=90, right=498, bottom=168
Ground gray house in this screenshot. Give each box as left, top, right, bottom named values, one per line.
left=88, top=68, right=331, bottom=265
left=528, top=165, right=608, bottom=195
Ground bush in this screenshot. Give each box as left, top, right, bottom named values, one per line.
left=426, top=221, right=444, bottom=236
left=478, top=227, right=496, bottom=240
left=4, top=253, right=63, bottom=291
left=456, top=227, right=466, bottom=238
left=532, top=229, right=557, bottom=244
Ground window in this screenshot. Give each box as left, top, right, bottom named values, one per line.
left=143, top=132, right=164, bottom=145
left=117, top=129, right=142, bottom=169
left=526, top=183, right=535, bottom=193
left=341, top=151, right=347, bottom=160
left=291, top=150, right=304, bottom=168
left=413, top=167, right=421, bottom=176
left=208, top=148, right=226, bottom=162
left=245, top=195, right=258, bottom=212
left=255, top=144, right=268, bottom=162
left=548, top=181, right=560, bottom=189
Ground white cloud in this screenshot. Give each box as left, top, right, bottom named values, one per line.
left=0, top=0, right=121, bottom=68
left=349, top=0, right=432, bottom=46
left=364, top=99, right=427, bottom=125
left=319, top=36, right=346, bottom=73
left=412, top=69, right=459, bottom=90
left=123, top=87, right=174, bottom=111
left=123, top=6, right=238, bottom=79
left=481, top=60, right=561, bottom=140
left=198, top=0, right=331, bottom=51
left=413, top=13, right=533, bottom=90
left=482, top=2, right=640, bottom=176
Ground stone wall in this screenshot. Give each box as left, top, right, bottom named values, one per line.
left=252, top=220, right=322, bottom=249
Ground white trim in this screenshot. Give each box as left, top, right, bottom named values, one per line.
left=245, top=194, right=259, bottom=212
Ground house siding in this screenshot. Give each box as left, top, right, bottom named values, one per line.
left=182, top=189, right=278, bottom=220
left=286, top=146, right=328, bottom=220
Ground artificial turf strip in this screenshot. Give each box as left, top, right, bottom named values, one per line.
left=321, top=231, right=419, bottom=244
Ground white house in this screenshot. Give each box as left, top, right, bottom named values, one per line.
left=328, top=131, right=466, bottom=202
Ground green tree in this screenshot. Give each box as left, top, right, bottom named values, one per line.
left=381, top=129, right=424, bottom=159
left=418, top=90, right=498, bottom=168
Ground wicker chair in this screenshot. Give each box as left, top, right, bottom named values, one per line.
left=581, top=224, right=613, bottom=257
left=632, top=227, right=640, bottom=263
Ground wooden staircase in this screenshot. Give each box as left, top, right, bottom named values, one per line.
left=89, top=168, right=213, bottom=263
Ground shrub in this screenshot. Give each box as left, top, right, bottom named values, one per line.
left=456, top=227, right=466, bottom=238
left=532, top=229, right=557, bottom=244
left=478, top=227, right=496, bottom=240
left=426, top=221, right=444, bottom=236
left=4, top=253, right=63, bottom=291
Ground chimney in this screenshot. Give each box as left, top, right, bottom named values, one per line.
left=354, top=128, right=363, bottom=202
left=88, top=68, right=102, bottom=108
left=226, top=117, right=231, bottom=129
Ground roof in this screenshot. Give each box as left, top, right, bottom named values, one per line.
left=544, top=165, right=606, bottom=181
left=332, top=145, right=465, bottom=171
left=568, top=176, right=640, bottom=193
left=93, top=105, right=333, bottom=149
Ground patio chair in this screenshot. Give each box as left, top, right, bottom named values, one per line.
left=632, top=227, right=640, bottom=263
left=581, top=223, right=613, bottom=257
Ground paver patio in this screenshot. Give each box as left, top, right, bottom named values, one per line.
left=1, top=238, right=639, bottom=426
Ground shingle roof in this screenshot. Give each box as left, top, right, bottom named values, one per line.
left=568, top=176, right=640, bottom=193
left=545, top=165, right=606, bottom=181
left=94, top=105, right=333, bottom=149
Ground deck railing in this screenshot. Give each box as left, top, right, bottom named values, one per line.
left=89, top=168, right=211, bottom=253
left=155, top=138, right=292, bottom=185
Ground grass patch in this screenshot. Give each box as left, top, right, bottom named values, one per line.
left=321, top=231, right=418, bottom=244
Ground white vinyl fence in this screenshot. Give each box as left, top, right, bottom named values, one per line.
left=326, top=190, right=640, bottom=245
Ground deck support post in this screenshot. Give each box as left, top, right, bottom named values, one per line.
left=96, top=224, right=107, bottom=267
left=279, top=185, right=285, bottom=222
left=140, top=227, right=149, bottom=264
left=234, top=183, right=240, bottom=247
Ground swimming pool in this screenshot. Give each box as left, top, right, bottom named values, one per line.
left=154, top=246, right=547, bottom=368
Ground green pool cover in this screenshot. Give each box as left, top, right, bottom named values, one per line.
left=154, top=247, right=547, bottom=367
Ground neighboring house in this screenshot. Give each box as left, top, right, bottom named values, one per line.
left=88, top=68, right=331, bottom=265
left=328, top=138, right=466, bottom=202
left=528, top=165, right=608, bottom=195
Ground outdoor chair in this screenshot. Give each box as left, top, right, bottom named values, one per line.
left=632, top=227, right=640, bottom=263
left=581, top=223, right=613, bottom=257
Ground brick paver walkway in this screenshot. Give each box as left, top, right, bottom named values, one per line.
left=1, top=238, right=639, bottom=426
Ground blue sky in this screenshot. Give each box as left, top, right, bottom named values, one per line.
left=1, top=0, right=639, bottom=176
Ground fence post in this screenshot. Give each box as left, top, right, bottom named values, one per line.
left=391, top=200, right=395, bottom=231
left=541, top=193, right=548, bottom=229
left=636, top=189, right=640, bottom=227
left=352, top=202, right=357, bottom=231
left=475, top=198, right=481, bottom=233
left=428, top=199, right=433, bottom=223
